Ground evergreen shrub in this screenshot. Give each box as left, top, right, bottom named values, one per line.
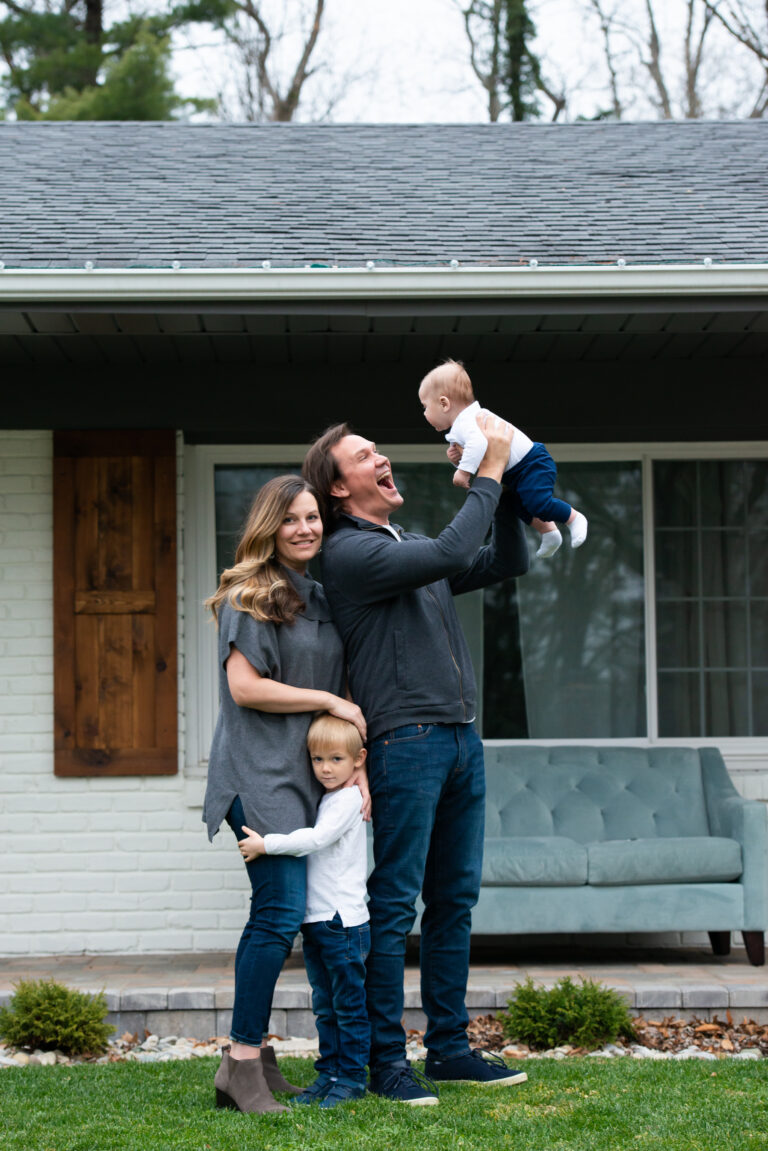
left=0, top=979, right=115, bottom=1056
left=500, top=976, right=636, bottom=1050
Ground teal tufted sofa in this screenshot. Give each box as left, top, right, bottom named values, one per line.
left=471, top=746, right=767, bottom=964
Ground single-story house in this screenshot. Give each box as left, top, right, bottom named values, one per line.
left=1, top=120, right=767, bottom=956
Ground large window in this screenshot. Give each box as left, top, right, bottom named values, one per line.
left=654, top=460, right=768, bottom=737
left=185, top=444, right=767, bottom=766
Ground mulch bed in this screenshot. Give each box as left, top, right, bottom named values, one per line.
left=464, top=1012, right=768, bottom=1057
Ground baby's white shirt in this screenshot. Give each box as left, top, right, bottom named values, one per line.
left=263, top=784, right=368, bottom=927
left=446, top=400, right=534, bottom=475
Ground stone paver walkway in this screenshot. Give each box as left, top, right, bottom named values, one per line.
left=1, top=946, right=766, bottom=1038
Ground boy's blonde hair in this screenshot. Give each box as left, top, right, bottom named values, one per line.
left=420, top=358, right=475, bottom=406
left=307, top=713, right=364, bottom=758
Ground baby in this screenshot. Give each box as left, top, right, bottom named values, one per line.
left=419, top=359, right=588, bottom=558
left=237, top=713, right=370, bottom=1109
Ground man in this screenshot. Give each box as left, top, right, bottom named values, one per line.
left=302, top=414, right=529, bottom=1105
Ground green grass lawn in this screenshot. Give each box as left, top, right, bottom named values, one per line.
left=2, top=1056, right=767, bottom=1151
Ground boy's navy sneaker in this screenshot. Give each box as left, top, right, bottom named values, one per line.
left=425, top=1048, right=528, bottom=1086
left=291, top=1073, right=336, bottom=1105
left=318, top=1078, right=367, bottom=1109
left=369, top=1060, right=439, bottom=1106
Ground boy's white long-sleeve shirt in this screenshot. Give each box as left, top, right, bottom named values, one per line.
left=446, top=400, right=534, bottom=475
left=263, top=785, right=369, bottom=927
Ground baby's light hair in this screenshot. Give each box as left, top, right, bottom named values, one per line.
left=420, top=359, right=475, bottom=406
left=307, top=712, right=364, bottom=758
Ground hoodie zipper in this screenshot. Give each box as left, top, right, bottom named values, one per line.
left=425, top=584, right=467, bottom=722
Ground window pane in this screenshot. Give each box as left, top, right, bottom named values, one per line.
left=704, top=672, right=749, bottom=737
left=699, top=461, right=747, bottom=527
left=654, top=459, right=768, bottom=737
left=486, top=461, right=646, bottom=738
left=654, top=462, right=697, bottom=527
left=753, top=672, right=768, bottom=737
left=701, top=531, right=746, bottom=596
left=655, top=532, right=696, bottom=598
left=656, top=602, right=699, bottom=668
left=702, top=602, right=748, bottom=668
left=658, top=671, right=700, bottom=737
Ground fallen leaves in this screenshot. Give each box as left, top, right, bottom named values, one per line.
left=463, top=1012, right=768, bottom=1057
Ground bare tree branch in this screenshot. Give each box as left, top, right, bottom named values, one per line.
left=588, top=0, right=624, bottom=117
left=222, top=0, right=326, bottom=121
left=641, top=0, right=673, bottom=117
left=456, top=0, right=505, bottom=121
left=535, top=69, right=566, bottom=120
left=683, top=0, right=714, bottom=117
left=277, top=0, right=324, bottom=121
left=702, top=0, right=768, bottom=61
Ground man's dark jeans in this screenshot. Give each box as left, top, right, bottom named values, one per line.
left=366, top=722, right=485, bottom=1068
left=226, top=795, right=306, bottom=1046
left=302, top=913, right=371, bottom=1085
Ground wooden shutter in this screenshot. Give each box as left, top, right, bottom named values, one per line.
left=54, top=431, right=177, bottom=776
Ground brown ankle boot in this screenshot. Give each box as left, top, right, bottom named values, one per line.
left=214, top=1049, right=287, bottom=1113
left=259, top=1045, right=302, bottom=1095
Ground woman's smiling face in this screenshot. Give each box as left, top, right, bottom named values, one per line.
left=274, top=490, right=323, bottom=572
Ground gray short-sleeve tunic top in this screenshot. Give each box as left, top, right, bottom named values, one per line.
left=202, top=568, right=345, bottom=841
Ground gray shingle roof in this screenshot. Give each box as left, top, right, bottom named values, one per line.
left=1, top=121, right=767, bottom=269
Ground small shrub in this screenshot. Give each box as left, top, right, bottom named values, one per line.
left=499, top=975, right=636, bottom=1050
left=0, top=978, right=115, bottom=1056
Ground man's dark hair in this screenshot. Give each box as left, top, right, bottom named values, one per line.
left=302, top=422, right=352, bottom=528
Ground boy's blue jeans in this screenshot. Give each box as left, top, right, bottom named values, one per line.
left=302, top=913, right=371, bottom=1085
left=365, top=721, right=485, bottom=1068
left=226, top=795, right=306, bottom=1046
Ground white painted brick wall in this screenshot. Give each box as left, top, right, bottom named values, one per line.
left=0, top=431, right=247, bottom=956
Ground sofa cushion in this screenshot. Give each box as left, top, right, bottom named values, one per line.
left=587, top=837, right=742, bottom=886
left=482, top=837, right=587, bottom=886
left=484, top=747, right=713, bottom=844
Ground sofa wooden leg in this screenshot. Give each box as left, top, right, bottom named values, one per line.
left=742, top=932, right=765, bottom=966
left=708, top=931, right=731, bottom=956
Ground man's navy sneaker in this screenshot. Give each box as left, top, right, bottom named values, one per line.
left=425, top=1048, right=528, bottom=1086
left=369, top=1060, right=439, bottom=1105
left=291, top=1073, right=336, bottom=1104
left=318, top=1078, right=367, bottom=1109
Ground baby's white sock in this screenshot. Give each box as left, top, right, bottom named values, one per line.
left=568, top=511, right=588, bottom=548
left=536, top=528, right=562, bottom=558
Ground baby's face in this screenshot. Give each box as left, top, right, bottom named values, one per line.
left=419, top=383, right=452, bottom=431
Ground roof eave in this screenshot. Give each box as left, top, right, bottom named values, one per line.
left=2, top=263, right=768, bottom=303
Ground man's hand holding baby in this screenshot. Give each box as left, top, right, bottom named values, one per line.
left=238, top=825, right=266, bottom=863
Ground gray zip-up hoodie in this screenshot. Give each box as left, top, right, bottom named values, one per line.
left=319, top=478, right=529, bottom=741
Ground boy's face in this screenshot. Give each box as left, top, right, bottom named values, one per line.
left=418, top=383, right=452, bottom=432
left=309, top=744, right=366, bottom=791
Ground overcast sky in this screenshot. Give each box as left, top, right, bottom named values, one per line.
left=171, top=0, right=762, bottom=123
left=173, top=0, right=600, bottom=123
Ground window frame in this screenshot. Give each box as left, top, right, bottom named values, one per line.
left=184, top=440, right=768, bottom=784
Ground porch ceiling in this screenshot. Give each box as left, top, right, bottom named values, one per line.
left=2, top=298, right=768, bottom=370
left=3, top=297, right=766, bottom=444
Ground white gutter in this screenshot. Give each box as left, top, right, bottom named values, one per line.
left=1, top=263, right=768, bottom=302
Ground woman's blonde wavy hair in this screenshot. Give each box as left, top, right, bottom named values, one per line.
left=205, top=475, right=320, bottom=626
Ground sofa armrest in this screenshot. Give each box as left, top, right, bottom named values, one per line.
left=701, top=748, right=768, bottom=930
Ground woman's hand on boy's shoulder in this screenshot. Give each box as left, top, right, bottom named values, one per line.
left=346, top=767, right=371, bottom=822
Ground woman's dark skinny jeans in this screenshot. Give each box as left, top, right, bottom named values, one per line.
left=225, top=795, right=306, bottom=1046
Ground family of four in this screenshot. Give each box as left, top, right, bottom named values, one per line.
left=202, top=360, right=586, bottom=1113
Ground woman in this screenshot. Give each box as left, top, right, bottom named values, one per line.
left=203, top=475, right=367, bottom=1115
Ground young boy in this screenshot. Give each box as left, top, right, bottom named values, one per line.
left=419, top=359, right=588, bottom=558
left=238, top=713, right=370, bottom=1109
